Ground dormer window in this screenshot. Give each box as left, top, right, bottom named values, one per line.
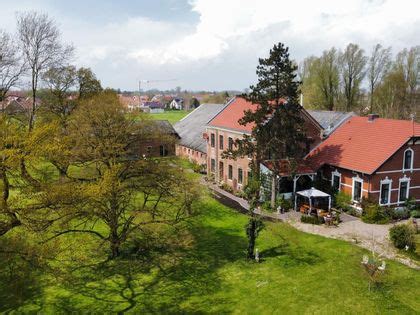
left=403, top=148, right=413, bottom=170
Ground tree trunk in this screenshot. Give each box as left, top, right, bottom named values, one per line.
left=110, top=239, right=120, bottom=259
left=246, top=217, right=257, bottom=259
left=270, top=175, right=276, bottom=209
left=0, top=168, right=21, bottom=236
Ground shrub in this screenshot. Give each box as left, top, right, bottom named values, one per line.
left=261, top=201, right=273, bottom=212
left=301, top=215, right=324, bottom=225
left=219, top=182, right=233, bottom=193
left=277, top=196, right=293, bottom=212
left=362, top=203, right=390, bottom=224
left=234, top=190, right=247, bottom=199
left=191, top=162, right=204, bottom=173
left=411, top=210, right=420, bottom=218
left=389, top=224, right=416, bottom=251
left=335, top=191, right=352, bottom=212
left=392, top=208, right=411, bottom=221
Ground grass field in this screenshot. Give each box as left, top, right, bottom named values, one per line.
left=1, top=188, right=419, bottom=314
left=149, top=110, right=191, bottom=124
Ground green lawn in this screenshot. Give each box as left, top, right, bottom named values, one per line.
left=1, top=191, right=419, bottom=314
left=149, top=110, right=191, bottom=124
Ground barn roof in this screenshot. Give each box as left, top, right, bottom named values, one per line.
left=174, top=103, right=225, bottom=153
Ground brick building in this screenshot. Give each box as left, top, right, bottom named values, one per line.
left=307, top=114, right=420, bottom=206
left=205, top=97, right=351, bottom=191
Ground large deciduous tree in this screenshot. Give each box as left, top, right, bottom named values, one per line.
left=300, top=48, right=340, bottom=110
left=17, top=11, right=74, bottom=131
left=77, top=67, right=103, bottom=99
left=38, top=91, right=198, bottom=258
left=367, top=44, right=391, bottom=113
left=0, top=30, right=26, bottom=108
left=339, top=43, right=367, bottom=111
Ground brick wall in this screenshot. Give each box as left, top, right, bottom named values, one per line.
left=175, top=144, right=207, bottom=166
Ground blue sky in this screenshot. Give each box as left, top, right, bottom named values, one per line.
left=0, top=0, right=419, bottom=91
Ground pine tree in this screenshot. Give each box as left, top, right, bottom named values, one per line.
left=226, top=43, right=308, bottom=259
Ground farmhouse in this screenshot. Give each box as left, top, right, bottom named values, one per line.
left=174, top=103, right=225, bottom=167
left=307, top=114, right=420, bottom=206
left=205, top=97, right=353, bottom=191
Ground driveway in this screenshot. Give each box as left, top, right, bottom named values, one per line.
left=281, top=211, right=419, bottom=269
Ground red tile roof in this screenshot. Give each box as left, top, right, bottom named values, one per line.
left=263, top=159, right=315, bottom=176
left=207, top=97, right=257, bottom=133
left=307, top=116, right=420, bottom=174
left=208, top=96, right=323, bottom=134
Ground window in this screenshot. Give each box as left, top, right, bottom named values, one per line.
left=228, top=137, right=234, bottom=150
left=380, top=181, right=391, bottom=205
left=210, top=159, right=216, bottom=172
left=331, top=170, right=341, bottom=191
left=159, top=145, right=168, bottom=157
left=228, top=165, right=233, bottom=180
left=238, top=168, right=243, bottom=184
left=352, top=178, right=363, bottom=202
left=399, top=179, right=410, bottom=202
left=210, top=133, right=215, bottom=147
left=219, top=161, right=224, bottom=178
left=219, top=135, right=224, bottom=150
left=403, top=148, right=413, bottom=170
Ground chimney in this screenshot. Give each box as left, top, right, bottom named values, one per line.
left=368, top=114, right=379, bottom=122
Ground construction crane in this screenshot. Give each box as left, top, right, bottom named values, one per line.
left=138, top=78, right=178, bottom=106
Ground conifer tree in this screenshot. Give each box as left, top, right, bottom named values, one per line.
left=226, top=43, right=308, bottom=259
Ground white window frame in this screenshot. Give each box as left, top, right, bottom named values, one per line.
left=398, top=176, right=410, bottom=203
left=403, top=148, right=414, bottom=171
left=331, top=169, right=341, bottom=191
left=352, top=176, right=364, bottom=203
left=379, top=177, right=392, bottom=206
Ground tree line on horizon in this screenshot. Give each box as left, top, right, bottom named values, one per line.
left=299, top=43, right=419, bottom=120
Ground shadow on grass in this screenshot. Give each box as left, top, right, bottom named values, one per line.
left=53, top=222, right=248, bottom=313
left=0, top=238, right=44, bottom=313
left=260, top=244, right=324, bottom=267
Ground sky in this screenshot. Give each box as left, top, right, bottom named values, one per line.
left=0, top=0, right=419, bottom=91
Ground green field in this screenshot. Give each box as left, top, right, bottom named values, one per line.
left=149, top=110, right=191, bottom=124
left=1, top=187, right=419, bottom=313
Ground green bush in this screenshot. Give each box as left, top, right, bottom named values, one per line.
left=301, top=215, right=324, bottom=225
left=219, top=182, right=233, bottom=193
left=392, top=208, right=411, bottom=220
left=277, top=196, right=293, bottom=211
left=191, top=162, right=204, bottom=173
left=335, top=191, right=352, bottom=212
left=411, top=210, right=420, bottom=218
left=389, top=224, right=416, bottom=250
left=261, top=201, right=273, bottom=212
left=362, top=203, right=390, bottom=224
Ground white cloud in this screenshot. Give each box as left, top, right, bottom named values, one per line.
left=127, top=0, right=420, bottom=65
left=0, top=0, right=418, bottom=90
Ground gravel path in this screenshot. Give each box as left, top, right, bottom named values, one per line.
left=281, top=211, right=419, bottom=269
